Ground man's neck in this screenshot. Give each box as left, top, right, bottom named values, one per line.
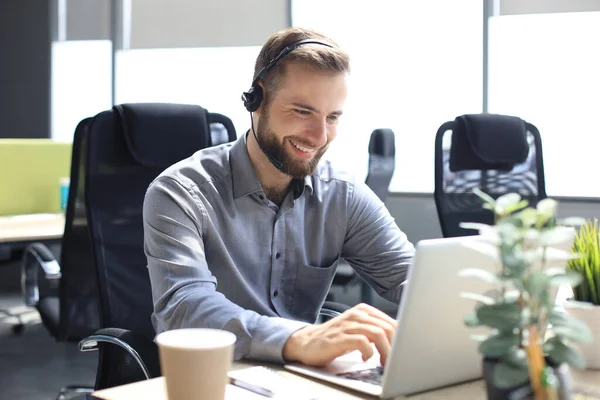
left=246, top=130, right=292, bottom=197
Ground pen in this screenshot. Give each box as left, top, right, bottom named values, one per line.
left=229, top=377, right=275, bottom=398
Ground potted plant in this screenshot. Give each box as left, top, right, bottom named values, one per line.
left=459, top=190, right=593, bottom=399
left=566, top=218, right=600, bottom=369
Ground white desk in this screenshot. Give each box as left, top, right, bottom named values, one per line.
left=0, top=213, right=64, bottom=244
left=90, top=361, right=600, bottom=400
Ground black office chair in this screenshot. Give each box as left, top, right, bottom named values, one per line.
left=330, top=128, right=396, bottom=305
left=20, top=117, right=101, bottom=399
left=434, top=113, right=546, bottom=237
left=75, top=103, right=349, bottom=390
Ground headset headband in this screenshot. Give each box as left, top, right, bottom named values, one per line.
left=251, top=39, right=334, bottom=86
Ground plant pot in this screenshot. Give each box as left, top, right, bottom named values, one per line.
left=483, top=358, right=572, bottom=400
left=566, top=303, right=600, bottom=369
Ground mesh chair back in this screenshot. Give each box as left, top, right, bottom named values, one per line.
left=434, top=116, right=546, bottom=237
left=58, top=117, right=101, bottom=340
left=84, top=103, right=236, bottom=339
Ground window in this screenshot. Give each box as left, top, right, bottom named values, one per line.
left=488, top=11, right=600, bottom=197
left=115, top=46, right=260, bottom=136
left=292, top=0, right=483, bottom=191
left=51, top=40, right=112, bottom=142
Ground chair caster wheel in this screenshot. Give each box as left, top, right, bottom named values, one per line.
left=12, top=324, right=24, bottom=335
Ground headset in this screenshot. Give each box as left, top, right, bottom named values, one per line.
left=241, top=38, right=335, bottom=171
left=242, top=39, right=334, bottom=113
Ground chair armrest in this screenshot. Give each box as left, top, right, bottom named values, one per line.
left=79, top=327, right=160, bottom=381
left=319, top=301, right=351, bottom=319
left=21, top=243, right=61, bottom=307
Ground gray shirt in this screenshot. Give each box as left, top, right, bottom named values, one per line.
left=143, top=134, right=415, bottom=364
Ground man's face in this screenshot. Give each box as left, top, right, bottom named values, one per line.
left=256, top=62, right=348, bottom=179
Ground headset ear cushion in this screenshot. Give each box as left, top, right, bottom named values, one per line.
left=243, top=85, right=263, bottom=112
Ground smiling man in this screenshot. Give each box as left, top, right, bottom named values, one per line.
left=143, top=28, right=415, bottom=368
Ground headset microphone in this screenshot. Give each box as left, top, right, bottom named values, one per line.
left=242, top=38, right=334, bottom=172
left=249, top=113, right=284, bottom=171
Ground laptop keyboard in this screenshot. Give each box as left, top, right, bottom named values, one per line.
left=336, top=366, right=384, bottom=386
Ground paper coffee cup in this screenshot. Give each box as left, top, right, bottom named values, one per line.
left=156, top=328, right=236, bottom=400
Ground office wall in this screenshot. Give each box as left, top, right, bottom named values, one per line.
left=501, top=0, right=600, bottom=15
left=128, top=0, right=288, bottom=48
left=0, top=1, right=51, bottom=139
left=65, top=0, right=111, bottom=40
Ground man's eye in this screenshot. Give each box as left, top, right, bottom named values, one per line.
left=294, top=109, right=311, bottom=115
left=327, top=115, right=339, bottom=122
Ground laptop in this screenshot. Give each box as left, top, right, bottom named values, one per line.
left=285, top=232, right=575, bottom=399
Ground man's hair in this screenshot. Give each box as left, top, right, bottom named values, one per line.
left=253, top=27, right=350, bottom=106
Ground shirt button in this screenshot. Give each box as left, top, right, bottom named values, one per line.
left=273, top=290, right=279, bottom=297
left=275, top=253, right=281, bottom=259
left=259, top=195, right=264, bottom=200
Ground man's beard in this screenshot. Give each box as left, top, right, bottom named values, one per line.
left=256, top=112, right=328, bottom=179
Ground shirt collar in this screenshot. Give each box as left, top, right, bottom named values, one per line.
left=231, top=131, right=315, bottom=199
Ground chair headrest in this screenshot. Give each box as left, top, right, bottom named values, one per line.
left=369, top=129, right=395, bottom=157
left=115, top=103, right=211, bottom=168
left=449, top=113, right=529, bottom=172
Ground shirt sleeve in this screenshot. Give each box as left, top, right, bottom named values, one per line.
left=342, top=179, right=415, bottom=304
left=143, top=177, right=307, bottom=363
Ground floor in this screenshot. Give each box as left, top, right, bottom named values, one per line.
left=0, top=293, right=98, bottom=400
left=0, top=278, right=397, bottom=400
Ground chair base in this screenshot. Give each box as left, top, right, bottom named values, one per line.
left=56, top=385, right=94, bottom=400
left=0, top=308, right=29, bottom=335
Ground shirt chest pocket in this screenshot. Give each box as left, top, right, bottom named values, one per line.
left=290, top=256, right=341, bottom=323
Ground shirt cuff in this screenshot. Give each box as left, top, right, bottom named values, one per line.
left=249, top=317, right=309, bottom=364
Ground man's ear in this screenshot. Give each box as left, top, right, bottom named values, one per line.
left=254, top=82, right=265, bottom=116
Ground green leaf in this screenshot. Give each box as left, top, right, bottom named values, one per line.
left=458, top=268, right=500, bottom=283
left=476, top=302, right=521, bottom=331
left=552, top=325, right=594, bottom=345
left=536, top=198, right=558, bottom=218
left=502, top=290, right=521, bottom=303
left=501, top=251, right=527, bottom=274
left=541, top=366, right=560, bottom=389
left=517, top=207, right=539, bottom=228
left=503, top=348, right=529, bottom=369
left=478, top=333, right=520, bottom=358
left=493, top=360, right=530, bottom=389
left=496, top=223, right=522, bottom=246
left=464, top=311, right=481, bottom=327
left=458, top=222, right=493, bottom=232
left=460, top=292, right=496, bottom=305
left=461, top=241, right=501, bottom=262
left=548, top=272, right=582, bottom=288
left=496, top=193, right=522, bottom=210
left=539, top=227, right=576, bottom=246
left=506, top=200, right=531, bottom=216
left=548, top=310, right=594, bottom=344
left=526, top=272, right=550, bottom=298
left=545, top=336, right=586, bottom=369
left=473, top=188, right=495, bottom=207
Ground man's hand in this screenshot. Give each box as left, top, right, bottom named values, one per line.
left=282, top=303, right=396, bottom=367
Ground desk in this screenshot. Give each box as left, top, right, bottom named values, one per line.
left=89, top=361, right=600, bottom=400
left=0, top=213, right=65, bottom=325
left=0, top=213, right=65, bottom=244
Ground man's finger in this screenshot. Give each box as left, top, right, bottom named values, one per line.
left=345, top=324, right=391, bottom=365
left=346, top=312, right=396, bottom=343
left=326, top=334, right=375, bottom=363
left=355, top=303, right=397, bottom=327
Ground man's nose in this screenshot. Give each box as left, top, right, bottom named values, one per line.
left=308, top=117, right=328, bottom=145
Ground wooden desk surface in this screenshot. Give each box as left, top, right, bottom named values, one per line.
left=90, top=361, right=600, bottom=400
left=0, top=213, right=65, bottom=243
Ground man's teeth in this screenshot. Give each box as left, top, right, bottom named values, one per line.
left=290, top=140, right=314, bottom=153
